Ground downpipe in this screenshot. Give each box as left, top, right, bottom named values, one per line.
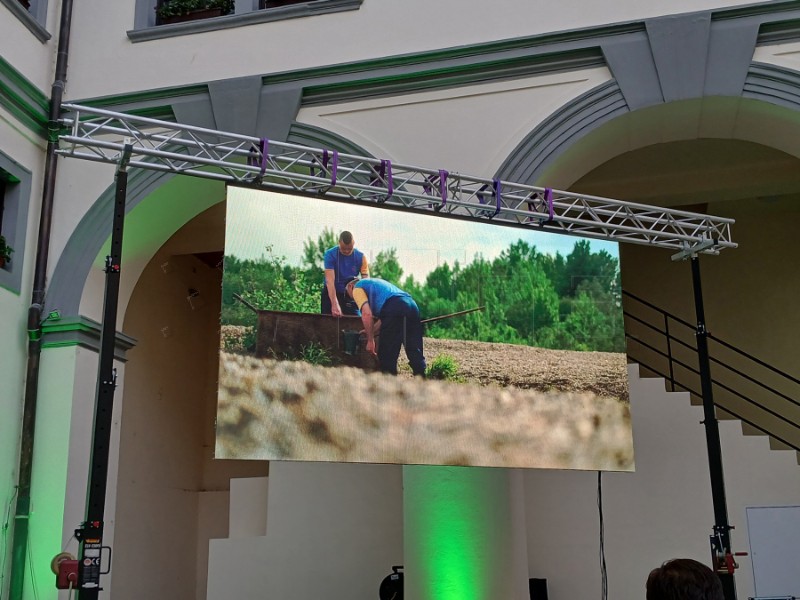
left=8, top=0, right=74, bottom=596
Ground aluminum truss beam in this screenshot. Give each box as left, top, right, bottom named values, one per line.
left=57, top=103, right=735, bottom=254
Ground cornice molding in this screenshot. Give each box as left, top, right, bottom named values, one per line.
left=0, top=55, right=49, bottom=138
left=42, top=315, right=138, bottom=361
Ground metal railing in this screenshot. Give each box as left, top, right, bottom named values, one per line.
left=623, top=291, right=800, bottom=453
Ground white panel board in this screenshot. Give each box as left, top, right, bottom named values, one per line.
left=747, top=505, right=800, bottom=599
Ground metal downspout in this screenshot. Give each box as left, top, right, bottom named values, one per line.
left=8, top=0, right=74, bottom=596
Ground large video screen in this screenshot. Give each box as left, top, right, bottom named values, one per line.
left=216, top=186, right=634, bottom=471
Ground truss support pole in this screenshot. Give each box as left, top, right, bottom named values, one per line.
left=690, top=255, right=737, bottom=600
left=75, top=145, right=132, bottom=598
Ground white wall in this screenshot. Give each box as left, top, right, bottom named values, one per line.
left=297, top=67, right=612, bottom=177
left=0, top=1, right=59, bottom=92
left=524, top=365, right=800, bottom=600
left=110, top=210, right=268, bottom=600
left=0, top=83, right=46, bottom=600
left=207, top=462, right=404, bottom=600
left=65, top=0, right=771, bottom=100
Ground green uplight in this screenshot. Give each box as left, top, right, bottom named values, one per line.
left=404, top=465, right=513, bottom=600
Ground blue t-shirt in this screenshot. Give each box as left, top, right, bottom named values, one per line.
left=323, top=246, right=366, bottom=293
left=353, top=278, right=412, bottom=316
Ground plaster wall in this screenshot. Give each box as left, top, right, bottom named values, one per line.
left=47, top=158, right=129, bottom=280
left=207, top=462, right=404, bottom=600
left=75, top=175, right=225, bottom=325
left=0, top=103, right=45, bottom=599
left=0, top=1, right=57, bottom=93
left=619, top=195, right=800, bottom=444
left=112, top=249, right=222, bottom=600
left=21, top=345, right=125, bottom=600
left=65, top=0, right=770, bottom=100
left=112, top=221, right=267, bottom=600
left=524, top=364, right=800, bottom=600
left=621, top=196, right=800, bottom=375
left=297, top=67, right=612, bottom=177
left=753, top=40, right=800, bottom=71
left=541, top=97, right=800, bottom=192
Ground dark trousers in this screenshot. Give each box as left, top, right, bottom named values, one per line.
left=378, top=296, right=426, bottom=376
left=320, top=287, right=359, bottom=316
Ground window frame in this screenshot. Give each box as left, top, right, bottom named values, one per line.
left=129, top=0, right=362, bottom=42
left=0, top=151, right=32, bottom=294
left=0, top=0, right=51, bottom=42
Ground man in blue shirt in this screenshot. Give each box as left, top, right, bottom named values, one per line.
left=345, top=277, right=426, bottom=376
left=321, top=231, right=370, bottom=317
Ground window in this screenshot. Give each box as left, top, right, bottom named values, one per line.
left=154, top=0, right=234, bottom=26
left=0, top=152, right=32, bottom=294
left=130, top=0, right=362, bottom=40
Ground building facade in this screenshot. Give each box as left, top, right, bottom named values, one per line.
left=2, top=0, right=800, bottom=598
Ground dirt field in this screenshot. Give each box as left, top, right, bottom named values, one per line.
left=216, top=330, right=634, bottom=471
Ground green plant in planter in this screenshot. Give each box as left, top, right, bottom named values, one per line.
left=156, top=0, right=234, bottom=19
left=0, top=236, right=13, bottom=266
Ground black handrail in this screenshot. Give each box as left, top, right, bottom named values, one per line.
left=623, top=290, right=800, bottom=453
left=708, top=332, right=800, bottom=387
left=630, top=357, right=800, bottom=452
left=625, top=290, right=800, bottom=386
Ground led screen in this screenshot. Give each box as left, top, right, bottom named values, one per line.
left=217, top=186, right=634, bottom=471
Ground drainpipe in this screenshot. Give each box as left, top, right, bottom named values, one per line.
left=9, top=0, right=74, bottom=597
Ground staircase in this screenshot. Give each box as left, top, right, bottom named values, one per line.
left=623, top=290, right=800, bottom=464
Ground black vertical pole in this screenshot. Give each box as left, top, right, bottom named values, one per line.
left=76, top=146, right=132, bottom=599
left=690, top=255, right=737, bottom=600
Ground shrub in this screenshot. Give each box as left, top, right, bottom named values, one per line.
left=426, top=354, right=461, bottom=381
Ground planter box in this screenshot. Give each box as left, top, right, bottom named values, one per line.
left=158, top=7, right=223, bottom=25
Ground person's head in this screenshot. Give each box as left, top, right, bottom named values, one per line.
left=646, top=559, right=723, bottom=600
left=338, top=231, right=355, bottom=256
left=344, top=276, right=359, bottom=298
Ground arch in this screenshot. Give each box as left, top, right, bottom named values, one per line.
left=496, top=62, right=800, bottom=190
left=286, top=122, right=374, bottom=157
left=46, top=125, right=371, bottom=323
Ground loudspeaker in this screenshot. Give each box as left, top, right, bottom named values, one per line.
left=529, top=578, right=548, bottom=600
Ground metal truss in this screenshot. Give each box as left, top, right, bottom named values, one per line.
left=57, top=103, right=735, bottom=254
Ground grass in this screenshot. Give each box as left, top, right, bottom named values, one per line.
left=298, top=342, right=335, bottom=366
left=426, top=353, right=463, bottom=381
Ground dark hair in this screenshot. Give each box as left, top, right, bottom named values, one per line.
left=339, top=231, right=353, bottom=244
left=646, top=559, right=724, bottom=600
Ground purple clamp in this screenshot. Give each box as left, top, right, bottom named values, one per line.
left=438, top=170, right=449, bottom=208
left=372, top=159, right=394, bottom=201
left=491, top=179, right=502, bottom=217
left=545, top=187, right=554, bottom=222
left=248, top=138, right=269, bottom=179
left=319, top=150, right=339, bottom=187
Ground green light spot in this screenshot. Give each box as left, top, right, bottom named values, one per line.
left=404, top=466, right=513, bottom=600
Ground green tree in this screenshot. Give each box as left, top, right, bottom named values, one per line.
left=221, top=246, right=320, bottom=324
left=371, top=248, right=404, bottom=285
left=562, top=291, right=616, bottom=351
left=302, top=227, right=339, bottom=270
